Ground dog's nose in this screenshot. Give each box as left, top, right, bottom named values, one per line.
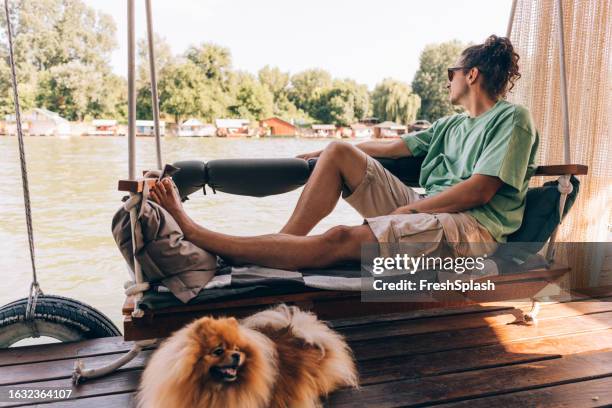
left=231, top=353, right=240, bottom=364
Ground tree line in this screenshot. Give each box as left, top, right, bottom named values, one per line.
left=0, top=0, right=466, bottom=126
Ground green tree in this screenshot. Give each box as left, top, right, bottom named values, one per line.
left=158, top=60, right=219, bottom=124
left=8, top=0, right=116, bottom=70
left=372, top=78, right=421, bottom=125
left=136, top=34, right=174, bottom=120
left=0, top=0, right=120, bottom=118
left=227, top=71, right=273, bottom=120
left=258, top=65, right=289, bottom=99
left=258, top=65, right=299, bottom=118
left=412, top=40, right=465, bottom=121
left=0, top=52, right=38, bottom=116
left=288, top=69, right=332, bottom=118
left=185, top=43, right=232, bottom=82
left=315, top=79, right=371, bottom=126
left=36, top=61, right=123, bottom=120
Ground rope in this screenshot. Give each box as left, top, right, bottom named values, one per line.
left=3, top=0, right=43, bottom=321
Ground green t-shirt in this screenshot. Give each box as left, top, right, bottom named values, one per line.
left=402, top=100, right=539, bottom=242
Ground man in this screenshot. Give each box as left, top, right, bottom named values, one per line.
left=150, top=35, right=539, bottom=271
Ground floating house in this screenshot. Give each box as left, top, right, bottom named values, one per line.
left=373, top=121, right=408, bottom=139
left=311, top=124, right=338, bottom=138
left=136, top=120, right=166, bottom=137
left=260, top=117, right=297, bottom=136
left=215, top=118, right=250, bottom=137
left=5, top=108, right=71, bottom=136
left=88, top=119, right=118, bottom=136
left=350, top=123, right=373, bottom=139
left=178, top=119, right=215, bottom=137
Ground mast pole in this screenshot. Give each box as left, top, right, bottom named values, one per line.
left=145, top=0, right=163, bottom=170
left=128, top=0, right=136, bottom=179
left=506, top=0, right=517, bottom=37
left=555, top=0, right=571, bottom=164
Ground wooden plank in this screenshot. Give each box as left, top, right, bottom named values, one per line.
left=0, top=349, right=153, bottom=386
left=6, top=348, right=612, bottom=408
left=0, top=338, right=138, bottom=368
left=0, top=371, right=141, bottom=408
left=6, top=327, right=611, bottom=389
left=535, top=164, right=588, bottom=176
left=4, top=297, right=611, bottom=368
left=123, top=277, right=558, bottom=341
left=7, top=392, right=134, bottom=408
left=117, top=178, right=156, bottom=193
left=5, top=311, right=612, bottom=389
left=327, top=350, right=612, bottom=407
left=358, top=328, right=612, bottom=385
left=348, top=311, right=612, bottom=361
left=329, top=304, right=515, bottom=329
left=436, top=376, right=612, bottom=408
left=341, top=298, right=612, bottom=342
left=122, top=289, right=357, bottom=315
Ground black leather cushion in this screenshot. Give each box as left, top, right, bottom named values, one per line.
left=495, top=176, right=580, bottom=261
left=172, top=156, right=424, bottom=199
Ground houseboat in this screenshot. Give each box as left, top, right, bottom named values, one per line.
left=136, top=120, right=166, bottom=137
left=88, top=119, right=119, bottom=136
left=177, top=118, right=215, bottom=137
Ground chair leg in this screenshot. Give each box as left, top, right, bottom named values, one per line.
left=72, top=339, right=157, bottom=385
left=524, top=299, right=541, bottom=325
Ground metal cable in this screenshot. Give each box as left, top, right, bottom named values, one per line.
left=3, top=0, right=43, bottom=318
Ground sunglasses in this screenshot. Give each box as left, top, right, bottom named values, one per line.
left=447, top=66, right=469, bottom=81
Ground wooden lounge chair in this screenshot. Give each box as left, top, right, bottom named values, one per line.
left=118, top=157, right=588, bottom=341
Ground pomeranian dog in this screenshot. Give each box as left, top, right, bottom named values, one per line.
left=137, top=304, right=358, bottom=408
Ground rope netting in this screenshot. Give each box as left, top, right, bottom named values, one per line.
left=508, top=0, right=612, bottom=285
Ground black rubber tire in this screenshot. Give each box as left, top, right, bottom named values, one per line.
left=0, top=295, right=121, bottom=348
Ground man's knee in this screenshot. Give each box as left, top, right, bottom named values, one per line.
left=322, top=225, right=353, bottom=244
left=321, top=141, right=367, bottom=189
left=319, top=225, right=376, bottom=263
left=322, top=141, right=358, bottom=162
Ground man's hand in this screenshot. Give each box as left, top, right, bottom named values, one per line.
left=390, top=206, right=420, bottom=215
left=296, top=150, right=322, bottom=160
left=149, top=178, right=183, bottom=217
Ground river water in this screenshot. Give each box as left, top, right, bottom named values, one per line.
left=0, top=136, right=362, bottom=333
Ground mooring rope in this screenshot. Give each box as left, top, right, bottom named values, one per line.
left=3, top=0, right=43, bottom=323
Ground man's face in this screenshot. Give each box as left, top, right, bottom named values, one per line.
left=447, top=57, right=469, bottom=105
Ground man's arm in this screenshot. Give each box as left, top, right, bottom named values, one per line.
left=297, top=139, right=412, bottom=160
left=392, top=174, right=503, bottom=214
left=355, top=139, right=412, bottom=158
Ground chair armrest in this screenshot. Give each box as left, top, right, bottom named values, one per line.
left=534, top=164, right=588, bottom=176
left=118, top=178, right=157, bottom=192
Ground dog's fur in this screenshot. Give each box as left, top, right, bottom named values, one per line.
left=137, top=304, right=358, bottom=408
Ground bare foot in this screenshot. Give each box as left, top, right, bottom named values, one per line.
left=149, top=178, right=183, bottom=216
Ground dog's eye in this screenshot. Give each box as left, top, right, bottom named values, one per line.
left=212, top=347, right=224, bottom=356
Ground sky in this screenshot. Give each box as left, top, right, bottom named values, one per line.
left=84, top=0, right=513, bottom=90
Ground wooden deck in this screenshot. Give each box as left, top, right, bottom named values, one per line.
left=2, top=291, right=612, bottom=407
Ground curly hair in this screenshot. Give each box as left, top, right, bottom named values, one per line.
left=460, top=35, right=521, bottom=99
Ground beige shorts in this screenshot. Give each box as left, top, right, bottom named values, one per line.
left=343, top=156, right=497, bottom=258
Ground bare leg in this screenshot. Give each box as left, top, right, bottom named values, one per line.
left=280, top=141, right=369, bottom=236
left=183, top=221, right=375, bottom=270
left=149, top=178, right=376, bottom=270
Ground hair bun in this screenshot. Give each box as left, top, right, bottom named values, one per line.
left=460, top=34, right=521, bottom=99
left=484, top=35, right=513, bottom=57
